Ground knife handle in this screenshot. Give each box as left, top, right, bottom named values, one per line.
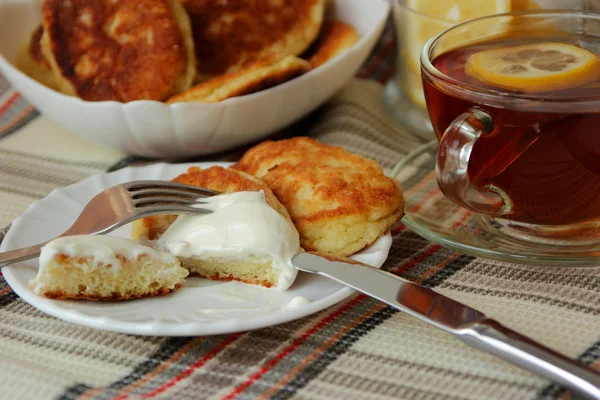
left=459, top=319, right=600, bottom=399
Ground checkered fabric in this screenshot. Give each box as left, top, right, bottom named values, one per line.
left=1, top=18, right=599, bottom=400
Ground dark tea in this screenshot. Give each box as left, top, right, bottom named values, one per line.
left=424, top=35, right=600, bottom=226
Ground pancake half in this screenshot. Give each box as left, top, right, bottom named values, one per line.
left=29, top=235, right=188, bottom=301
left=41, top=0, right=195, bottom=102
left=305, top=20, right=360, bottom=68
left=180, top=0, right=325, bottom=81
left=157, top=191, right=300, bottom=290
left=131, top=166, right=291, bottom=242
left=167, top=56, right=311, bottom=103
left=15, top=25, right=59, bottom=91
left=234, top=137, right=405, bottom=256
left=131, top=166, right=299, bottom=290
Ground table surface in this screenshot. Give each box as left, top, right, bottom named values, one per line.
left=1, top=18, right=599, bottom=400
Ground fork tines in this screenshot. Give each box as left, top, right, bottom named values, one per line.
left=125, top=180, right=219, bottom=209
left=125, top=180, right=220, bottom=197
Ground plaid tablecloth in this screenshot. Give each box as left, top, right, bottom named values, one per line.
left=1, top=20, right=599, bottom=400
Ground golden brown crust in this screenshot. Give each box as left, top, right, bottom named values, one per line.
left=181, top=0, right=324, bottom=80
left=306, top=251, right=369, bottom=266
left=15, top=25, right=59, bottom=90
left=41, top=0, right=194, bottom=102
left=29, top=26, right=50, bottom=68
left=167, top=55, right=310, bottom=103
left=172, top=166, right=291, bottom=219
left=38, top=283, right=181, bottom=301
left=187, top=270, right=273, bottom=288
left=132, top=166, right=292, bottom=241
left=305, top=20, right=360, bottom=68
left=134, top=215, right=178, bottom=242
left=233, top=137, right=405, bottom=255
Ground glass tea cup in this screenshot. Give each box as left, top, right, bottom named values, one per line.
left=421, top=10, right=600, bottom=244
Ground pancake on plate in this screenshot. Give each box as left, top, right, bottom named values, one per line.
left=15, top=25, right=58, bottom=90
left=180, top=0, right=325, bottom=81
left=234, top=137, right=405, bottom=256
left=131, top=166, right=290, bottom=242
left=40, top=0, right=195, bottom=102
left=131, top=166, right=299, bottom=290
left=305, top=20, right=360, bottom=68
left=167, top=55, right=311, bottom=103
left=29, top=235, right=188, bottom=301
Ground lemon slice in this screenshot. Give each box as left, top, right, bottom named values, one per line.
left=465, top=42, right=600, bottom=92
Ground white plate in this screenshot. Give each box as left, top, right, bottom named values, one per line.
left=0, top=0, right=389, bottom=158
left=1, top=162, right=392, bottom=336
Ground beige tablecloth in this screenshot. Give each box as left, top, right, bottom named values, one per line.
left=0, top=21, right=599, bottom=400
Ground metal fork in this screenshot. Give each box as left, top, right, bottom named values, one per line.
left=0, top=180, right=219, bottom=267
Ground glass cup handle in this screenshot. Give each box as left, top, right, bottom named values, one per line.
left=436, top=109, right=510, bottom=215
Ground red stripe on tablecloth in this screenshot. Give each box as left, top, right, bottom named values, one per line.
left=110, top=338, right=205, bottom=400
left=359, top=35, right=394, bottom=79
left=0, top=105, right=35, bottom=136
left=220, top=294, right=368, bottom=400
left=415, top=252, right=460, bottom=284
left=394, top=244, right=442, bottom=275
left=139, top=333, right=242, bottom=398
left=452, top=210, right=472, bottom=229
left=408, top=185, right=440, bottom=214
left=392, top=223, right=406, bottom=234
left=0, top=92, right=21, bottom=118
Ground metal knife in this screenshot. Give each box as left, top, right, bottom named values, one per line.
left=292, top=252, right=600, bottom=400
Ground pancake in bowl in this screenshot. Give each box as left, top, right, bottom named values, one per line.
left=234, top=137, right=405, bottom=256
left=40, top=0, right=195, bottom=102
left=180, top=0, right=325, bottom=81
left=15, top=25, right=58, bottom=91
left=131, top=166, right=300, bottom=290
left=167, top=55, right=311, bottom=103
left=305, top=20, right=360, bottom=68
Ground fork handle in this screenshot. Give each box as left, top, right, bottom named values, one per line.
left=0, top=243, right=45, bottom=268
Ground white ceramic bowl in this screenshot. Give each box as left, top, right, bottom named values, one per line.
left=0, top=0, right=389, bottom=158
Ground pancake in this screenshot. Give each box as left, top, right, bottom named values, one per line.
left=15, top=25, right=59, bottom=90
left=156, top=191, right=301, bottom=290
left=130, top=167, right=299, bottom=290
left=167, top=55, right=311, bottom=103
left=305, top=20, right=360, bottom=68
left=41, top=0, right=195, bottom=102
left=180, top=0, right=325, bottom=81
left=29, top=235, right=188, bottom=301
left=233, top=137, right=405, bottom=256
left=131, top=166, right=291, bottom=242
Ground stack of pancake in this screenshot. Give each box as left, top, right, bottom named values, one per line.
left=134, top=137, right=405, bottom=273
left=16, top=0, right=360, bottom=103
